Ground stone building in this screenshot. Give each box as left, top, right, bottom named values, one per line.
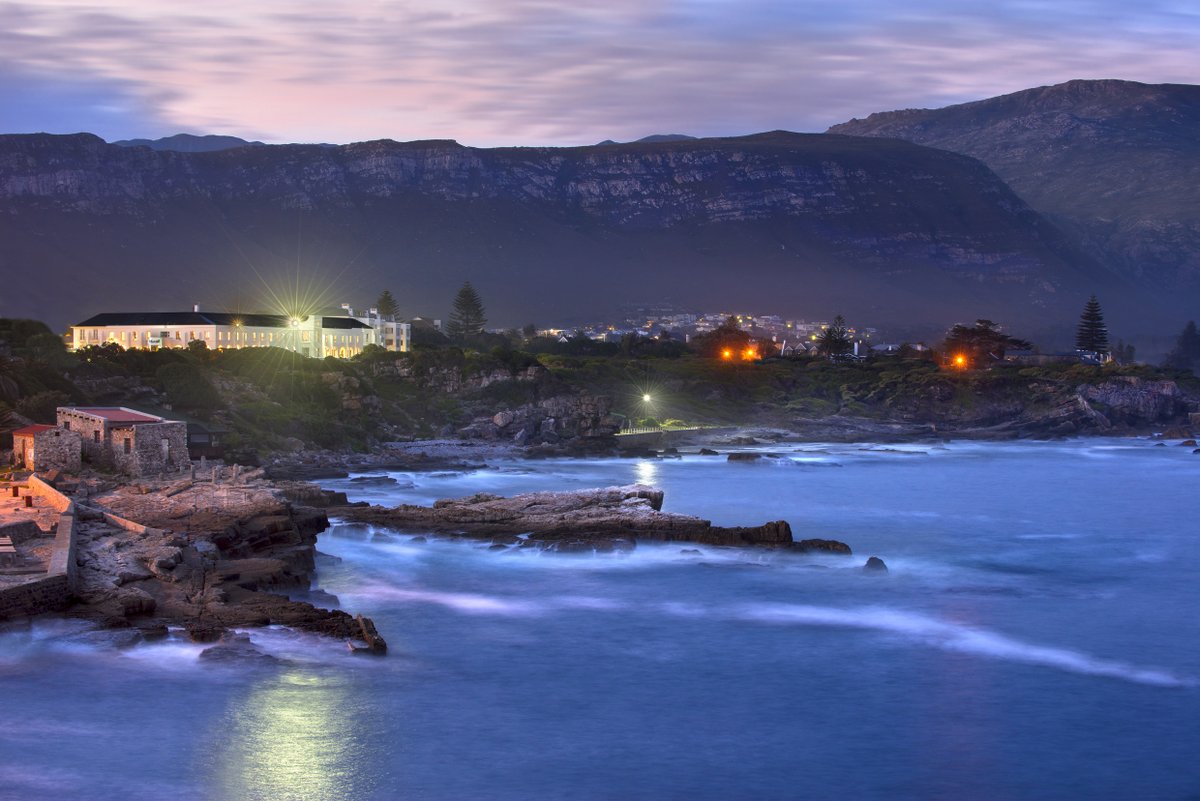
left=10, top=425, right=83, bottom=473
left=57, top=407, right=189, bottom=476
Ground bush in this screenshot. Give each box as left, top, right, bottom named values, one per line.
left=156, top=363, right=221, bottom=416
left=16, top=390, right=70, bottom=423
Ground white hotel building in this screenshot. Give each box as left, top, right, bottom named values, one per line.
left=71, top=308, right=410, bottom=358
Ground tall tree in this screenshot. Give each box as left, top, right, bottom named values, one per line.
left=447, top=282, right=487, bottom=343
left=816, top=314, right=853, bottom=358
left=375, top=289, right=399, bottom=319
left=1163, top=321, right=1200, bottom=371
left=1075, top=295, right=1110, bottom=353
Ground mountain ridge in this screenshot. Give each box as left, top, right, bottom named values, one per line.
left=829, top=79, right=1200, bottom=299
left=0, top=129, right=1150, bottom=342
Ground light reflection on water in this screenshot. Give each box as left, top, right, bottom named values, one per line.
left=205, top=670, right=375, bottom=801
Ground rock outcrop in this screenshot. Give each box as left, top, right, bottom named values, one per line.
left=340, top=484, right=847, bottom=553
left=458, top=393, right=622, bottom=446
left=70, top=479, right=387, bottom=652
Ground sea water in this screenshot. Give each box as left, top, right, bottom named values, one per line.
left=1, top=439, right=1198, bottom=800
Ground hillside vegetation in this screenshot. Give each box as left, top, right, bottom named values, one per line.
left=3, top=318, right=1197, bottom=462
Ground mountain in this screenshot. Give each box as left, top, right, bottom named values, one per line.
left=829, top=79, right=1200, bottom=299
left=111, top=133, right=265, bottom=152
left=634, top=134, right=697, bottom=143
left=594, top=134, right=697, bottom=146
left=0, top=130, right=1144, bottom=341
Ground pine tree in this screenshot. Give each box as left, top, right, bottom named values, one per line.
left=1075, top=295, right=1109, bottom=353
left=447, top=282, right=487, bottom=343
left=375, top=289, right=399, bottom=319
left=816, top=314, right=853, bottom=358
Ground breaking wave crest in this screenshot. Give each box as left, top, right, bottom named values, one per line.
left=726, top=603, right=1193, bottom=688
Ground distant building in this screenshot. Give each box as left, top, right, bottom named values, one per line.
left=71, top=309, right=380, bottom=358
left=333, top=304, right=412, bottom=352
left=11, top=424, right=82, bottom=473
left=57, top=407, right=189, bottom=476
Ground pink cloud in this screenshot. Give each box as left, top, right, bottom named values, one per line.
left=1, top=1, right=1199, bottom=144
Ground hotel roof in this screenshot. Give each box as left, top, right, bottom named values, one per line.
left=74, top=312, right=370, bottom=329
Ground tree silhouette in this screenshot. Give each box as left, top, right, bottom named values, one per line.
left=375, top=289, right=399, bottom=319
left=942, top=319, right=1031, bottom=364
left=447, top=282, right=487, bottom=343
left=1163, top=321, right=1200, bottom=371
left=815, top=314, right=853, bottom=358
left=1075, top=295, right=1109, bottom=353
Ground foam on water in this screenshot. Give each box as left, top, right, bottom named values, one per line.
left=725, top=602, right=1194, bottom=688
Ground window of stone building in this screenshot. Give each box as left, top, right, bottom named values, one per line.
left=124, top=438, right=131, bottom=454
left=93, top=431, right=100, bottom=442
left=63, top=421, right=70, bottom=430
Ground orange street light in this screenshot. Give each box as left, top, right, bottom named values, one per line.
left=721, top=348, right=733, bottom=360
left=953, top=353, right=967, bottom=368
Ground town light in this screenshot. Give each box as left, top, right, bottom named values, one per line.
left=642, top=393, right=652, bottom=403
left=722, top=348, right=733, bottom=360
left=953, top=353, right=967, bottom=368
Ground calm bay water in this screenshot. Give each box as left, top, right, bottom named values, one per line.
left=2, top=439, right=1199, bottom=800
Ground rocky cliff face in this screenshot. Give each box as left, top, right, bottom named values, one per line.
left=829, top=79, right=1200, bottom=305
left=0, top=131, right=1123, bottom=337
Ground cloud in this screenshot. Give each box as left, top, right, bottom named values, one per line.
left=0, top=0, right=1198, bottom=145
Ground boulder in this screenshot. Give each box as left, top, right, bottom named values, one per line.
left=185, top=621, right=226, bottom=643
left=699, top=448, right=720, bottom=456
left=727, top=453, right=762, bottom=462
left=863, top=556, right=889, bottom=573
left=199, top=633, right=281, bottom=665
left=117, top=587, right=157, bottom=617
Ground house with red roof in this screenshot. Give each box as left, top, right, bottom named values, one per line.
left=11, top=424, right=82, bottom=473
left=57, top=407, right=189, bottom=476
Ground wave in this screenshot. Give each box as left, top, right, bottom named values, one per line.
left=725, top=603, right=1193, bottom=688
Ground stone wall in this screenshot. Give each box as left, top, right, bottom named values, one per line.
left=28, top=474, right=76, bottom=514
left=0, top=479, right=80, bottom=621
left=0, top=574, right=72, bottom=619
left=59, top=408, right=110, bottom=465
left=47, top=514, right=77, bottom=588
left=26, top=428, right=82, bottom=473
left=0, top=520, right=42, bottom=544
left=125, top=421, right=189, bottom=476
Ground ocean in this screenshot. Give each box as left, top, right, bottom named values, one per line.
left=2, top=439, right=1198, bottom=800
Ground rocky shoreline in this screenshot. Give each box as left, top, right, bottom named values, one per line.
left=2, top=472, right=388, bottom=656
left=338, top=483, right=855, bottom=556
left=260, top=416, right=1199, bottom=482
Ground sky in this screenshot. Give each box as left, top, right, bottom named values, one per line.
left=2, top=0, right=1199, bottom=147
